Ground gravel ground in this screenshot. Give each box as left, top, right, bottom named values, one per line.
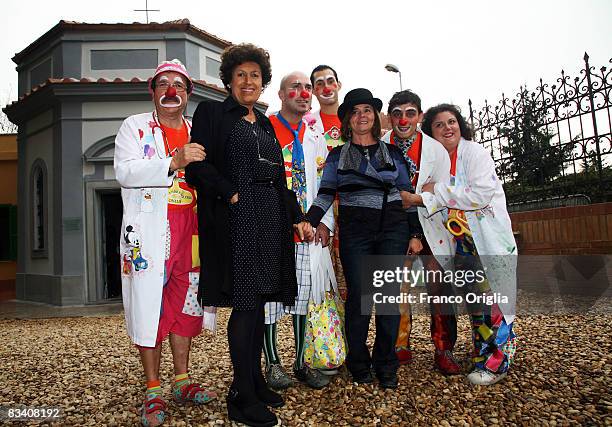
left=0, top=291, right=611, bottom=426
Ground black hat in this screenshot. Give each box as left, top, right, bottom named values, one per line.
left=337, top=88, right=383, bottom=121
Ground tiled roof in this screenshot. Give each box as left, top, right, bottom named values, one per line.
left=13, top=19, right=232, bottom=63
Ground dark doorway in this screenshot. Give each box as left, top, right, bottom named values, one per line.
left=101, top=192, right=122, bottom=299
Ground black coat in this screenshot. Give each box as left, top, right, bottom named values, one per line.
left=186, top=96, right=300, bottom=308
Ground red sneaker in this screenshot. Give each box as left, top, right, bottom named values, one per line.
left=396, top=348, right=413, bottom=365
left=434, top=350, right=462, bottom=375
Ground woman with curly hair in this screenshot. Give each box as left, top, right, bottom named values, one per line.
left=186, top=44, right=310, bottom=426
left=404, top=104, right=518, bottom=386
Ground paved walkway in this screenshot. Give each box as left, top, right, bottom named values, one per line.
left=0, top=299, right=123, bottom=319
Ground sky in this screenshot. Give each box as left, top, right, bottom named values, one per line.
left=1, top=0, right=611, bottom=117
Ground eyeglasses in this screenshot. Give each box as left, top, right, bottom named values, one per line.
left=391, top=107, right=419, bottom=119
left=257, top=156, right=282, bottom=168
left=253, top=129, right=282, bottom=168
left=156, top=81, right=187, bottom=93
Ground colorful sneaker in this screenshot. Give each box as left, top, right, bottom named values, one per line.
left=467, top=368, right=507, bottom=385
left=265, top=363, right=294, bottom=390
left=434, top=350, right=462, bottom=375
left=172, top=382, right=217, bottom=405
left=141, top=396, right=167, bottom=427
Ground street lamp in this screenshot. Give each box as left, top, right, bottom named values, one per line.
left=385, top=64, right=403, bottom=91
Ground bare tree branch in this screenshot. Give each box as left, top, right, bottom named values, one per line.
left=0, top=86, right=18, bottom=134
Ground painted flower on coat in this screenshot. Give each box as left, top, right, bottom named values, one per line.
left=304, top=111, right=317, bottom=129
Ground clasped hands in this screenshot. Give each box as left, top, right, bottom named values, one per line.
left=294, top=222, right=329, bottom=245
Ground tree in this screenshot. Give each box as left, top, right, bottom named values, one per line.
left=0, top=110, right=17, bottom=134
left=0, top=90, right=17, bottom=134
left=498, top=92, right=570, bottom=187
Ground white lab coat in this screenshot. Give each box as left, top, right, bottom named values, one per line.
left=419, top=138, right=518, bottom=324
left=114, top=111, right=213, bottom=347
left=303, top=116, right=337, bottom=303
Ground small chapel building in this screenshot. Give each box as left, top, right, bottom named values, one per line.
left=4, top=19, right=235, bottom=305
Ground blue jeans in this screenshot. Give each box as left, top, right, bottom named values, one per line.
left=339, top=206, right=411, bottom=376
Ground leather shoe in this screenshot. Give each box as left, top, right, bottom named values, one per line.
left=226, top=388, right=278, bottom=427
left=377, top=372, right=398, bottom=389
left=352, top=370, right=374, bottom=384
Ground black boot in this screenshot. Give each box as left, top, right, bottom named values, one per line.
left=226, top=387, right=278, bottom=427
left=254, top=346, right=284, bottom=407
left=255, top=386, right=284, bottom=408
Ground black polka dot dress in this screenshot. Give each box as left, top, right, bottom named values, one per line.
left=225, top=118, right=292, bottom=311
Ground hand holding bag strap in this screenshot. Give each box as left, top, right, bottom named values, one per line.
left=309, top=242, right=325, bottom=305
left=309, top=242, right=338, bottom=306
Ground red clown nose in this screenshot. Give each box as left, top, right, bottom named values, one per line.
left=399, top=118, right=409, bottom=126
left=165, top=86, right=177, bottom=98
left=300, top=90, right=310, bottom=99
left=322, top=87, right=332, bottom=95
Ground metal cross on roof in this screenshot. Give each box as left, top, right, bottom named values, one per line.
left=134, top=0, right=160, bottom=24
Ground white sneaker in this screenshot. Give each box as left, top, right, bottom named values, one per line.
left=467, top=368, right=507, bottom=385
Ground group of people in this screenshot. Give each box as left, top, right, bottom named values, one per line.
left=114, top=43, right=518, bottom=427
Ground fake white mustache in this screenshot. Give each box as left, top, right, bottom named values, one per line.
left=160, top=95, right=182, bottom=108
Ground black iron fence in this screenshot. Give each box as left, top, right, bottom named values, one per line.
left=468, top=53, right=612, bottom=211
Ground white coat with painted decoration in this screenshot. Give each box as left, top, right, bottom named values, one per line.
left=419, top=138, right=518, bottom=324
left=114, top=111, right=212, bottom=347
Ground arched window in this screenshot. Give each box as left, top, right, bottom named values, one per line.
left=30, top=159, right=48, bottom=257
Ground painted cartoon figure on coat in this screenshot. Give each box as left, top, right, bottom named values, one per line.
left=124, top=225, right=149, bottom=272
